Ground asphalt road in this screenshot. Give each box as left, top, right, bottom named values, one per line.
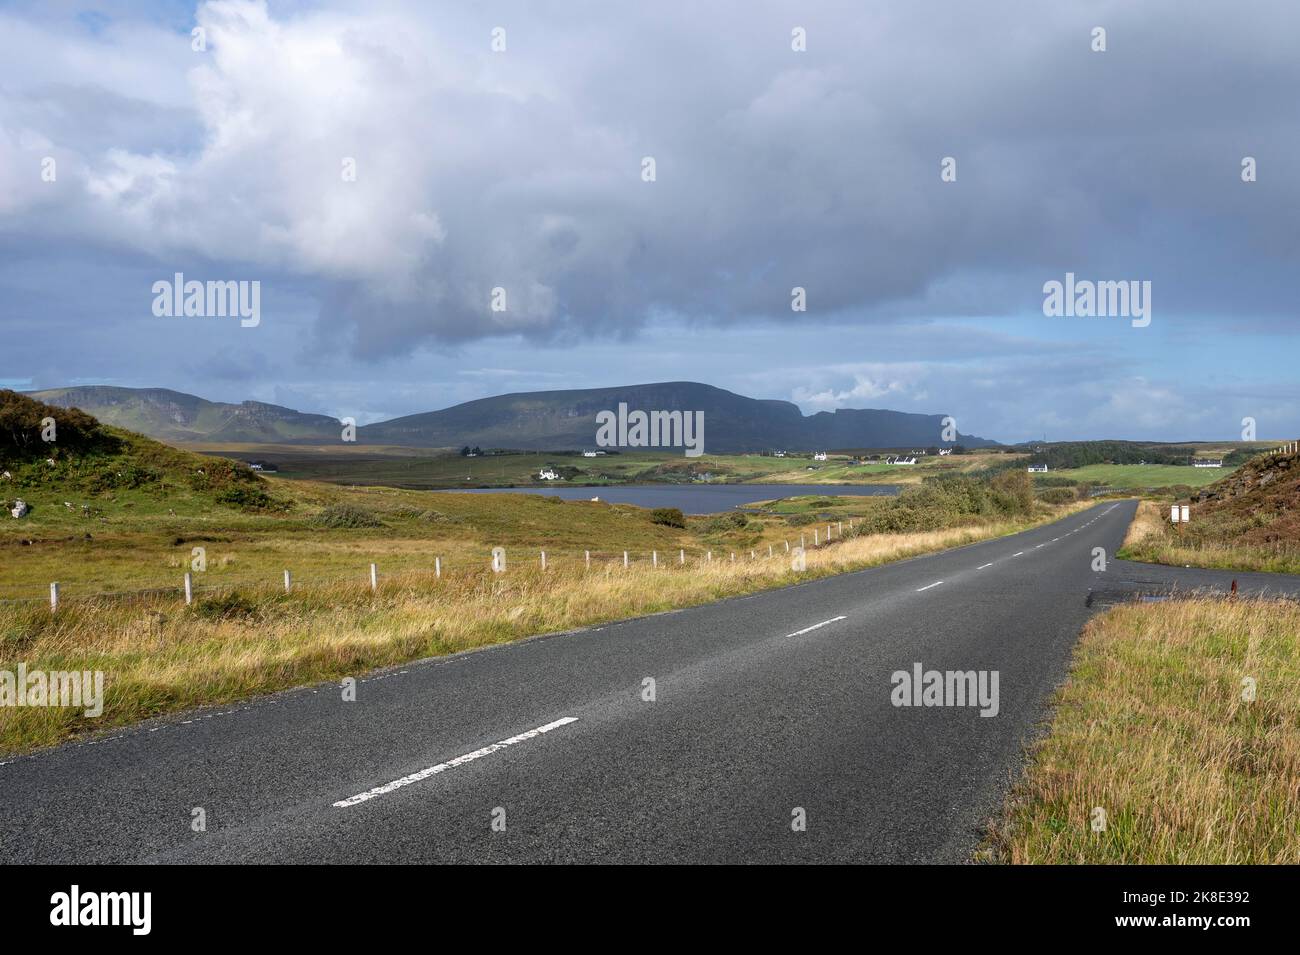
left=3, top=499, right=1297, bottom=864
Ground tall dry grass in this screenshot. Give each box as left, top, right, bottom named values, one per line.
left=0, top=511, right=1068, bottom=754
left=987, top=596, right=1300, bottom=864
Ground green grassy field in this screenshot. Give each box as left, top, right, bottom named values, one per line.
left=8, top=477, right=897, bottom=601
left=1052, top=463, right=1238, bottom=488
left=188, top=443, right=1019, bottom=488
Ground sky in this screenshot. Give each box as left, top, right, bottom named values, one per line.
left=1, top=0, right=1297, bottom=443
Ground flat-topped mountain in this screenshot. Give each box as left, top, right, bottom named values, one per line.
left=31, top=382, right=998, bottom=452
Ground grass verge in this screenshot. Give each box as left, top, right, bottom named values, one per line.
left=985, top=596, right=1300, bottom=864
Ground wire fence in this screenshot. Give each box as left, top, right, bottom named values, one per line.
left=1, top=520, right=862, bottom=610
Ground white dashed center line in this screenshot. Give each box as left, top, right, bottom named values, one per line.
left=786, top=615, right=847, bottom=638
left=1013, top=551, right=1024, bottom=557
left=977, top=563, right=993, bottom=569
left=333, top=716, right=579, bottom=808
left=916, top=581, right=944, bottom=592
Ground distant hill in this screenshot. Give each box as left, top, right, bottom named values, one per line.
left=30, top=382, right=998, bottom=453
left=30, top=386, right=342, bottom=445
left=360, top=382, right=997, bottom=452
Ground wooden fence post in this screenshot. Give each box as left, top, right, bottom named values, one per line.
left=184, top=572, right=193, bottom=606
left=284, top=570, right=291, bottom=593
left=369, top=563, right=378, bottom=591
left=49, top=581, right=58, bottom=613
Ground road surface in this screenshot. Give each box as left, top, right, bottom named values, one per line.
left=2, top=500, right=1296, bottom=863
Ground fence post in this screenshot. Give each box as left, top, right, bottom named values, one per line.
left=707, top=551, right=712, bottom=562
left=585, top=550, right=590, bottom=569
left=785, top=540, right=789, bottom=552
left=49, top=581, right=58, bottom=613
left=679, top=548, right=684, bottom=564
left=623, top=551, right=629, bottom=568
left=800, top=534, right=805, bottom=549
left=768, top=544, right=773, bottom=558
left=435, top=557, right=441, bottom=579
left=730, top=552, right=735, bottom=562
left=541, top=550, right=547, bottom=570
left=284, top=570, right=291, bottom=593
left=184, top=572, right=193, bottom=606
left=652, top=550, right=657, bottom=567
left=369, top=563, right=378, bottom=591
left=838, top=521, right=842, bottom=536
left=814, top=529, right=819, bottom=546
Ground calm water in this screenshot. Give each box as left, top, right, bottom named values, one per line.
left=435, top=483, right=900, bottom=515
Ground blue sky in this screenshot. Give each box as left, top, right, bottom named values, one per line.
left=1, top=0, right=1298, bottom=442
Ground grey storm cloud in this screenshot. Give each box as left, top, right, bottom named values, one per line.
left=2, top=0, right=1298, bottom=362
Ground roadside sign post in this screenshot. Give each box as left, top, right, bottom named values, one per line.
left=1171, top=504, right=1189, bottom=534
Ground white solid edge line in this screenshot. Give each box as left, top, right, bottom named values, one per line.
left=916, top=580, right=944, bottom=592
left=786, top=615, right=848, bottom=638
left=333, top=716, right=579, bottom=808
